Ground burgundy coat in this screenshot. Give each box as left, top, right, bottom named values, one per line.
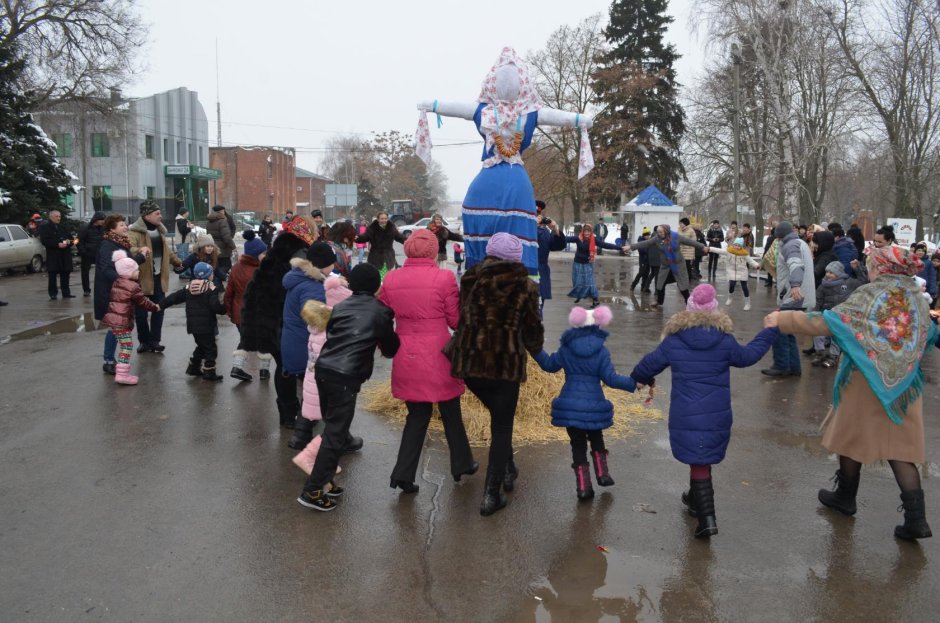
left=101, top=277, right=160, bottom=331
left=378, top=257, right=463, bottom=402
left=224, top=254, right=260, bottom=326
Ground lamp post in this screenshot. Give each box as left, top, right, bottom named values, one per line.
left=731, top=43, right=742, bottom=231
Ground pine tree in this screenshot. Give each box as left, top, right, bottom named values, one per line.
left=592, top=0, right=686, bottom=204
left=0, top=42, right=74, bottom=223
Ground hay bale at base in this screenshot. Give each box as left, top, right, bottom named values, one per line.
left=363, top=358, right=662, bottom=447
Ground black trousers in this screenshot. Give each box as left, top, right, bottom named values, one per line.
left=305, top=375, right=361, bottom=491
left=134, top=278, right=165, bottom=346
left=707, top=252, right=720, bottom=278
left=217, top=256, right=232, bottom=281
left=631, top=263, right=651, bottom=290
left=465, top=377, right=519, bottom=478
left=80, top=256, right=94, bottom=293
left=272, top=350, right=301, bottom=411
left=391, top=398, right=474, bottom=483
left=192, top=333, right=218, bottom=368
left=47, top=270, right=71, bottom=298
left=567, top=427, right=606, bottom=464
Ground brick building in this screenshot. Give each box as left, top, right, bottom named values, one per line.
left=295, top=167, right=333, bottom=216
left=209, top=147, right=297, bottom=220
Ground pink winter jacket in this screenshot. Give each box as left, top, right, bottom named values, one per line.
left=378, top=256, right=464, bottom=402
left=300, top=275, right=352, bottom=421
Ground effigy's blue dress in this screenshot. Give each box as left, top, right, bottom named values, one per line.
left=462, top=103, right=539, bottom=278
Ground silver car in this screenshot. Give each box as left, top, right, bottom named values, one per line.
left=0, top=223, right=45, bottom=273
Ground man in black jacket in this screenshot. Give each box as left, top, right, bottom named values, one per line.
left=705, top=220, right=724, bottom=281
left=38, top=208, right=75, bottom=299
left=77, top=211, right=105, bottom=296
left=297, top=263, right=400, bottom=512
left=630, top=228, right=653, bottom=292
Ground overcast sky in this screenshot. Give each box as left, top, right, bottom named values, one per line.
left=131, top=0, right=706, bottom=202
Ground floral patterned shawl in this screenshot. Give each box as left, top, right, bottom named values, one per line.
left=821, top=246, right=936, bottom=424
left=477, top=46, right=543, bottom=168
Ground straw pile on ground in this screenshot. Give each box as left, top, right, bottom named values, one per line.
left=363, top=358, right=662, bottom=447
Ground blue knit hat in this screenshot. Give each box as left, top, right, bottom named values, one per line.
left=242, top=230, right=266, bottom=258
left=193, top=262, right=213, bottom=280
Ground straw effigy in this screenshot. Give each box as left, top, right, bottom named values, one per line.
left=363, top=358, right=662, bottom=447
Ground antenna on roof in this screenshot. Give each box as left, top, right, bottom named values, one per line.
left=215, top=38, right=222, bottom=148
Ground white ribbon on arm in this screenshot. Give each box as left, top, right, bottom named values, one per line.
left=576, top=115, right=594, bottom=179
left=415, top=112, right=432, bottom=166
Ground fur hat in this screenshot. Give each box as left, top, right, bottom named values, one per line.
left=569, top=305, right=612, bottom=328
left=486, top=232, right=523, bottom=262
left=112, top=250, right=138, bottom=278
left=686, top=284, right=718, bottom=312
left=243, top=230, right=266, bottom=258
left=139, top=200, right=159, bottom=216
left=348, top=263, right=381, bottom=293
left=193, top=262, right=214, bottom=280
left=306, top=242, right=336, bottom=269
left=825, top=261, right=847, bottom=279
left=404, top=229, right=438, bottom=259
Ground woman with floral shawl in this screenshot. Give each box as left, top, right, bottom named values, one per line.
left=625, top=224, right=704, bottom=307
left=415, top=47, right=594, bottom=279
left=766, top=245, right=936, bottom=540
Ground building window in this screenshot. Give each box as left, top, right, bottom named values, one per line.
left=267, top=159, right=273, bottom=179
left=163, top=138, right=169, bottom=162
left=198, top=146, right=204, bottom=166
left=92, top=186, right=112, bottom=211
left=188, top=143, right=195, bottom=164
left=91, top=133, right=110, bottom=157
left=146, top=186, right=155, bottom=199
left=176, top=141, right=182, bottom=163
left=268, top=195, right=274, bottom=212
left=145, top=134, right=154, bottom=159
left=52, top=133, right=73, bottom=158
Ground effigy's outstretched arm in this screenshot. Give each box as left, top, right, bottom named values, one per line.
left=537, top=107, right=593, bottom=130
left=417, top=100, right=477, bottom=120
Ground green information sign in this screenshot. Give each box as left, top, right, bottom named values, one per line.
left=164, top=164, right=222, bottom=180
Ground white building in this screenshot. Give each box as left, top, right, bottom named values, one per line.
left=35, top=87, right=215, bottom=221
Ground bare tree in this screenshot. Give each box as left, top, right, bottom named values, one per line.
left=1, top=0, right=145, bottom=106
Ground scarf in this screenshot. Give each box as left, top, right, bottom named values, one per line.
left=660, top=230, right=682, bottom=276
left=822, top=246, right=935, bottom=424
left=477, top=47, right=543, bottom=169
left=103, top=230, right=131, bottom=249
left=580, top=232, right=596, bottom=263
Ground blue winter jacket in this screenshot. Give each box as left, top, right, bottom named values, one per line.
left=630, top=311, right=778, bottom=464
left=281, top=258, right=328, bottom=374
left=832, top=236, right=859, bottom=278
left=917, top=260, right=937, bottom=298
left=535, top=326, right=636, bottom=430
left=537, top=226, right=566, bottom=265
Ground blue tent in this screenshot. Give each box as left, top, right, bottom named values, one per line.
left=629, top=185, right=674, bottom=207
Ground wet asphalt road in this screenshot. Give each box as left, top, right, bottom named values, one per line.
left=1, top=252, right=939, bottom=622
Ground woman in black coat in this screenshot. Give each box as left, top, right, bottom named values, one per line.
left=239, top=224, right=312, bottom=427
left=356, top=211, right=405, bottom=271
left=94, top=214, right=146, bottom=375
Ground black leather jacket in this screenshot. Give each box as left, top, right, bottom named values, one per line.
left=315, top=292, right=399, bottom=384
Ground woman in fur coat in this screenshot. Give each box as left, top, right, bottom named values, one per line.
left=239, top=216, right=314, bottom=427
left=446, top=233, right=544, bottom=516
left=356, top=211, right=405, bottom=271
left=630, top=284, right=778, bottom=538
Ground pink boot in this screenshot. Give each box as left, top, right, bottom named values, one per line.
left=114, top=362, right=138, bottom=385
left=292, top=435, right=342, bottom=476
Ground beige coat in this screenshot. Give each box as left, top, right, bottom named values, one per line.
left=778, top=311, right=925, bottom=463
left=678, top=224, right=697, bottom=261
left=128, top=217, right=182, bottom=295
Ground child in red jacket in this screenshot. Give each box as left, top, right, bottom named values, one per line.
left=101, top=251, right=160, bottom=385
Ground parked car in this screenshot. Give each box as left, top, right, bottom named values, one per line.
left=398, top=217, right=460, bottom=239
left=0, top=223, right=45, bottom=273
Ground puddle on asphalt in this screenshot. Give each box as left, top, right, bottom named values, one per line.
left=0, top=313, right=98, bottom=345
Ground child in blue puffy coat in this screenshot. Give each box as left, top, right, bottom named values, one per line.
left=535, top=305, right=637, bottom=501
left=630, top=283, right=778, bottom=539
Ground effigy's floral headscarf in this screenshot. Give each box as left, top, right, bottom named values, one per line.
left=821, top=245, right=935, bottom=424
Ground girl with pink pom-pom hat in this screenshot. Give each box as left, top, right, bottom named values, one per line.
left=534, top=305, right=638, bottom=501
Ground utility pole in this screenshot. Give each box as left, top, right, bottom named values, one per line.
left=215, top=39, right=222, bottom=148
left=731, top=42, right=742, bottom=230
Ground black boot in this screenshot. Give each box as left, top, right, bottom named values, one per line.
left=288, top=416, right=315, bottom=450
left=895, top=489, right=932, bottom=540
left=818, top=469, right=859, bottom=516
left=185, top=358, right=202, bottom=376
left=591, top=450, right=614, bottom=486
left=503, top=459, right=518, bottom=492
left=230, top=366, right=252, bottom=382
left=201, top=367, right=223, bottom=381
left=573, top=463, right=594, bottom=501
left=689, top=478, right=718, bottom=538
left=480, top=470, right=507, bottom=516
left=277, top=400, right=298, bottom=429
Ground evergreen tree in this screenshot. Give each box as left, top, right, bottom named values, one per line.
left=0, top=42, right=74, bottom=223
left=592, top=0, right=686, bottom=204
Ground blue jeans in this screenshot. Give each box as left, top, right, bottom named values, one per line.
left=772, top=332, right=800, bottom=372
left=103, top=330, right=117, bottom=363
left=135, top=278, right=165, bottom=346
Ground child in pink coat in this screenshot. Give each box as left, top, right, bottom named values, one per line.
left=292, top=275, right=352, bottom=474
